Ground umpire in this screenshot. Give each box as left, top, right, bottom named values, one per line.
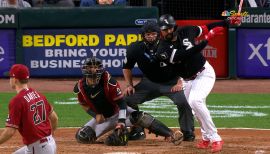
left=122, top=20, right=195, bottom=141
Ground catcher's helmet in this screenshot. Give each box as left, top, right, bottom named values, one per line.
left=159, top=14, right=176, bottom=30
left=81, top=57, right=104, bottom=87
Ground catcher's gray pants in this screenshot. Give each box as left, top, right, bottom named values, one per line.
left=125, top=77, right=194, bottom=133
left=84, top=107, right=135, bottom=138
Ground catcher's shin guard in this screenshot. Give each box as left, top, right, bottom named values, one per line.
left=130, top=111, right=172, bottom=137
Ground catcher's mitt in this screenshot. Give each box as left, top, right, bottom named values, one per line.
left=104, top=126, right=129, bottom=146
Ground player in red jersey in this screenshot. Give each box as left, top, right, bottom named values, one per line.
left=0, top=64, right=58, bottom=154
left=74, top=57, right=184, bottom=146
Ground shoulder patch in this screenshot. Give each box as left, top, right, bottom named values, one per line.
left=73, top=82, right=80, bottom=94
left=116, top=87, right=122, bottom=96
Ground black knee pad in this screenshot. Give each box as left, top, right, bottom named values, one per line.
left=75, top=126, right=97, bottom=144
left=130, top=111, right=153, bottom=127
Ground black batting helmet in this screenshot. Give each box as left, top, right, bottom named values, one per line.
left=81, top=57, right=104, bottom=86
left=159, top=14, right=176, bottom=30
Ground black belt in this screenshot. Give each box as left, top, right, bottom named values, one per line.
left=184, top=67, right=205, bottom=81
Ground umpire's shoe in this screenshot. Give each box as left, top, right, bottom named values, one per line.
left=128, top=126, right=146, bottom=140
left=182, top=131, right=195, bottom=141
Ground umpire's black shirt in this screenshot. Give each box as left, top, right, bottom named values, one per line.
left=123, top=41, right=179, bottom=83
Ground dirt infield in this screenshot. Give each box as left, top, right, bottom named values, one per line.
left=0, top=128, right=269, bottom=154
left=0, top=78, right=270, bottom=153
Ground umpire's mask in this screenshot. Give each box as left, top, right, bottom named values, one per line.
left=141, top=20, right=160, bottom=51
left=81, top=57, right=104, bottom=87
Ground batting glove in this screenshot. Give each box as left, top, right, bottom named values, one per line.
left=228, top=15, right=242, bottom=26
left=204, top=27, right=224, bottom=41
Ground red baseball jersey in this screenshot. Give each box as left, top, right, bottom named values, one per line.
left=76, top=71, right=123, bottom=117
left=6, top=88, right=53, bottom=145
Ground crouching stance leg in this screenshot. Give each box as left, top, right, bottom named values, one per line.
left=130, top=111, right=183, bottom=145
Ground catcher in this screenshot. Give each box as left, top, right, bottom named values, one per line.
left=73, top=56, right=183, bottom=146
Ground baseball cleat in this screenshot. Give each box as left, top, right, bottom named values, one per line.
left=196, top=139, right=210, bottom=149
left=211, top=140, right=224, bottom=153
left=170, top=130, right=183, bottom=145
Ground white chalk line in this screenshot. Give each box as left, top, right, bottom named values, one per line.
left=54, top=98, right=269, bottom=118
left=53, top=105, right=268, bottom=118
left=0, top=145, right=20, bottom=148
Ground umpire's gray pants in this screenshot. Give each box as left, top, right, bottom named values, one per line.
left=125, top=77, right=194, bottom=132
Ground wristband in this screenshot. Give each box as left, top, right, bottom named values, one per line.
left=86, top=109, right=96, bottom=118
left=118, top=109, right=126, bottom=119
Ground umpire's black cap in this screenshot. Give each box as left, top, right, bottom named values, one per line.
left=159, top=14, right=176, bottom=30
left=140, top=20, right=160, bottom=34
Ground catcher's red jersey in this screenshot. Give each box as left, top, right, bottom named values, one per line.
left=77, top=71, right=123, bottom=117
left=6, top=88, right=53, bottom=145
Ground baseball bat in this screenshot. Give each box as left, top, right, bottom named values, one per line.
left=238, top=0, right=243, bottom=14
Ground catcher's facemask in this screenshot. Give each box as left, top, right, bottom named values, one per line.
left=81, top=57, right=104, bottom=87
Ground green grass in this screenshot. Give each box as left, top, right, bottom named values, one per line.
left=207, top=94, right=270, bottom=128
left=1, top=93, right=270, bottom=129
